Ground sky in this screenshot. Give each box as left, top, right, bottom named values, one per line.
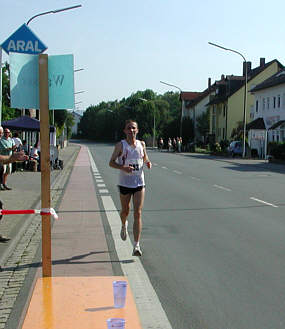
left=1, top=0, right=285, bottom=113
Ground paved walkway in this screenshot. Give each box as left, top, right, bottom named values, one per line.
left=0, top=143, right=81, bottom=329
left=51, top=144, right=113, bottom=276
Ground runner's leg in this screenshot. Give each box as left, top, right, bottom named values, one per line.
left=120, top=193, right=132, bottom=226
left=132, top=188, right=145, bottom=243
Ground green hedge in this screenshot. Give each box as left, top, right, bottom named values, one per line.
left=268, top=142, right=285, bottom=159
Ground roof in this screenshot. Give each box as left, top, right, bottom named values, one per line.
left=246, top=117, right=266, bottom=130
left=268, top=120, right=285, bottom=130
left=251, top=69, right=285, bottom=92
left=2, top=116, right=55, bottom=132
left=208, top=59, right=283, bottom=106
left=180, top=92, right=203, bottom=101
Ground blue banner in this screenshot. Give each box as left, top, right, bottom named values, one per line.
left=10, top=53, right=75, bottom=110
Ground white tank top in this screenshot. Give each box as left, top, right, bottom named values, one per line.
left=118, top=139, right=145, bottom=188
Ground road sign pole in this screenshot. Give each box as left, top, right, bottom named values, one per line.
left=39, top=54, right=51, bottom=277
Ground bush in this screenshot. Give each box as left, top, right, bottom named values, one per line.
left=209, top=142, right=222, bottom=153
left=219, top=140, right=229, bottom=151
left=268, top=142, right=285, bottom=159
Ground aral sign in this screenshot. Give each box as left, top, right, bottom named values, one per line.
left=1, top=24, right=47, bottom=55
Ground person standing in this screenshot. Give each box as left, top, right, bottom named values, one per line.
left=0, top=128, right=17, bottom=190
left=109, top=119, right=152, bottom=256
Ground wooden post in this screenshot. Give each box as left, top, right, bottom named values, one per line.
left=38, top=54, right=51, bottom=277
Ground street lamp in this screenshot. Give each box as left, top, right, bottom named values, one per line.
left=160, top=80, right=183, bottom=138
left=26, top=5, right=82, bottom=25
left=208, top=42, right=247, bottom=158
left=138, top=98, right=156, bottom=149
left=27, top=5, right=82, bottom=120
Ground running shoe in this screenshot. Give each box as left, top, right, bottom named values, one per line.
left=120, top=221, right=128, bottom=241
left=132, top=245, right=142, bottom=256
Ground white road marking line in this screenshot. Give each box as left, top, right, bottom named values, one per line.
left=213, top=184, right=232, bottom=192
left=153, top=163, right=158, bottom=166
left=99, top=189, right=109, bottom=193
left=96, top=179, right=104, bottom=183
left=87, top=148, right=172, bottom=329
left=191, top=176, right=200, bottom=181
left=250, top=197, right=278, bottom=208
left=97, top=184, right=106, bottom=187
left=101, top=196, right=172, bottom=329
left=173, top=170, right=182, bottom=175
left=161, top=166, right=168, bottom=169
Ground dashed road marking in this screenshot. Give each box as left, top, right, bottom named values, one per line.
left=250, top=197, right=278, bottom=208
left=173, top=170, right=182, bottom=175
left=99, top=189, right=109, bottom=193
left=213, top=184, right=232, bottom=192
left=191, top=176, right=200, bottom=181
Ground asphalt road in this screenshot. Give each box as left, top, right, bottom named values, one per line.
left=90, top=143, right=285, bottom=329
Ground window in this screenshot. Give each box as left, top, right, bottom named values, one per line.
left=267, top=97, right=270, bottom=109
left=262, top=98, right=265, bottom=110
left=278, top=95, right=281, bottom=108
left=223, top=105, right=227, bottom=117
left=273, top=97, right=276, bottom=108
left=223, top=128, right=226, bottom=139
left=256, top=100, right=258, bottom=113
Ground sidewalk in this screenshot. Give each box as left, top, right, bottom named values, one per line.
left=0, top=143, right=144, bottom=329
left=0, top=143, right=80, bottom=329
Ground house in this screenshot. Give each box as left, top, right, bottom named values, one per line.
left=208, top=58, right=283, bottom=143
left=180, top=91, right=203, bottom=118
left=182, top=78, right=215, bottom=143
left=71, top=111, right=82, bottom=135
left=249, top=69, right=285, bottom=157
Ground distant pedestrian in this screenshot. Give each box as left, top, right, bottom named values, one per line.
left=168, top=138, right=172, bottom=152
left=109, top=119, right=152, bottom=256
left=159, top=137, right=164, bottom=151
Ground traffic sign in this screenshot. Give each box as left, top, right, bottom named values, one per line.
left=1, top=24, right=47, bottom=55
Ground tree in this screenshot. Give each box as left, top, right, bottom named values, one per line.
left=196, top=108, right=210, bottom=142
left=1, top=62, right=19, bottom=120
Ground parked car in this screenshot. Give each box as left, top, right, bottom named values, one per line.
left=228, top=141, right=243, bottom=157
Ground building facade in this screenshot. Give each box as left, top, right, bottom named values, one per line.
left=208, top=58, right=283, bottom=143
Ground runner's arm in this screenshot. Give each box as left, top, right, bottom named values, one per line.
left=141, top=141, right=152, bottom=169
left=109, top=142, right=133, bottom=173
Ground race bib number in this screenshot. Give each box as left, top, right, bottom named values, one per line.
left=126, top=158, right=143, bottom=175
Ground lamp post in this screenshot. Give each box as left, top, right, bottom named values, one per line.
left=138, top=98, right=156, bottom=149
left=208, top=42, right=247, bottom=158
left=27, top=5, right=82, bottom=121
left=27, top=5, right=82, bottom=278
left=160, top=80, right=183, bottom=138
left=26, top=5, right=82, bottom=25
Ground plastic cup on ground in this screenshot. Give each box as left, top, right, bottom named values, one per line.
left=107, top=318, right=125, bottom=328
left=112, top=280, right=127, bottom=308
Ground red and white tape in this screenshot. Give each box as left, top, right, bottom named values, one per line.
left=0, top=208, right=59, bottom=220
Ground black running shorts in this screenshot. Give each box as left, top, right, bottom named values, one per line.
left=118, top=185, right=145, bottom=195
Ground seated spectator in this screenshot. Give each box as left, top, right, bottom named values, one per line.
left=12, top=132, right=22, bottom=151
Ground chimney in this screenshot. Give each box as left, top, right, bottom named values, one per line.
left=260, top=58, right=265, bottom=67
left=208, top=77, right=211, bottom=91
left=221, top=74, right=225, bottom=80
left=243, top=61, right=252, bottom=76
